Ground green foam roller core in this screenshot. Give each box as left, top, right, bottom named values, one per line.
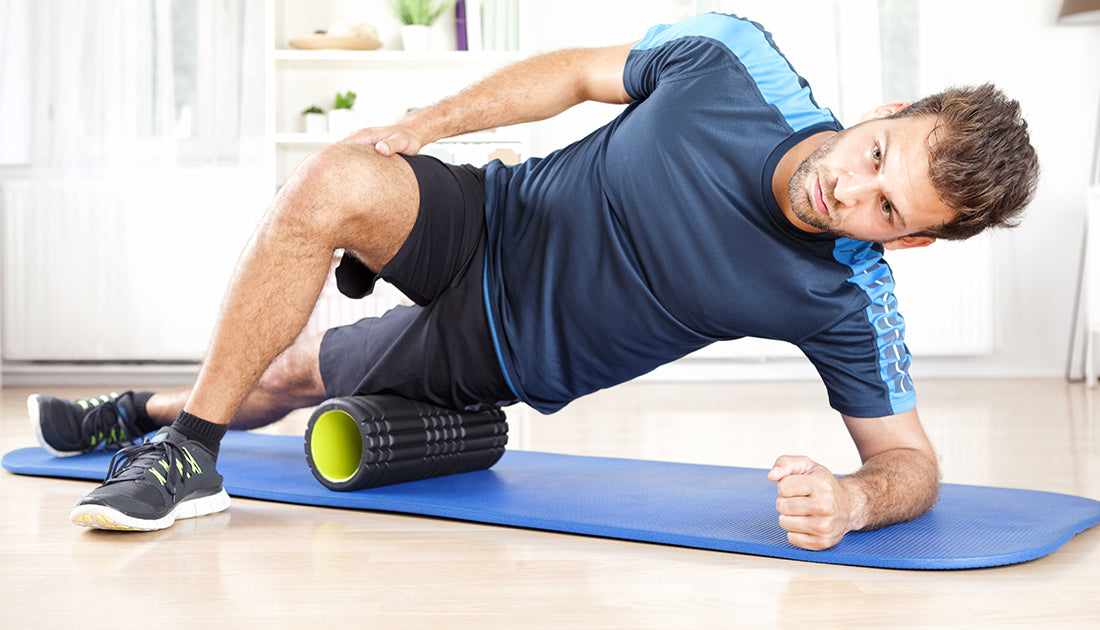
left=309, top=409, right=362, bottom=483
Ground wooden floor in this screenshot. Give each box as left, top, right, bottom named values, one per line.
left=1, top=378, right=1097, bottom=628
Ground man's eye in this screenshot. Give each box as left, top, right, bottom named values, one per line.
left=872, top=143, right=882, bottom=162
left=881, top=199, right=893, bottom=217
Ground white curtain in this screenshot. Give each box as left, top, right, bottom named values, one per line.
left=1, top=0, right=269, bottom=361
left=22, top=0, right=265, bottom=171
left=0, top=1, right=31, bottom=166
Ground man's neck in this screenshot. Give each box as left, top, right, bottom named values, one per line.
left=771, top=130, right=835, bottom=232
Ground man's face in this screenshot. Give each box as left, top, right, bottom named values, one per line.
left=788, top=113, right=956, bottom=247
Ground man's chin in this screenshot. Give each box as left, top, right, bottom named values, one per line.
left=793, top=205, right=829, bottom=231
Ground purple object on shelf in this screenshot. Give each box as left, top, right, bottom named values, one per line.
left=456, top=0, right=468, bottom=51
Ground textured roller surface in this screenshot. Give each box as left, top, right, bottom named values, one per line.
left=5, top=432, right=1099, bottom=569
left=304, top=396, right=507, bottom=491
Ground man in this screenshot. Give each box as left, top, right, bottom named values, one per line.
left=31, top=13, right=1038, bottom=550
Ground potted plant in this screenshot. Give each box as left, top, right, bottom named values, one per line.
left=392, top=0, right=457, bottom=52
left=327, top=91, right=358, bottom=136
left=301, top=105, right=326, bottom=134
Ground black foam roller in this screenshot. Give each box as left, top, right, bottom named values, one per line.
left=304, top=395, right=508, bottom=491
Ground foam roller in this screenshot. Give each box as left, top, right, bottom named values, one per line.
left=304, top=395, right=508, bottom=491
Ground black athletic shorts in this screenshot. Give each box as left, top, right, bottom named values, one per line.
left=318, top=155, right=517, bottom=411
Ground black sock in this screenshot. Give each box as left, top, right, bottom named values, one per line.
left=167, top=410, right=228, bottom=457
left=131, top=391, right=158, bottom=434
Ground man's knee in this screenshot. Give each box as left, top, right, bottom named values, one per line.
left=274, top=143, right=419, bottom=269
left=275, top=144, right=375, bottom=223
left=293, top=142, right=382, bottom=188
left=257, top=336, right=326, bottom=401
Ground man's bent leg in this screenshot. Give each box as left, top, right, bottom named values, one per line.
left=186, top=143, right=419, bottom=427
left=145, top=333, right=328, bottom=431
left=36, top=332, right=326, bottom=458
left=70, top=144, right=420, bottom=531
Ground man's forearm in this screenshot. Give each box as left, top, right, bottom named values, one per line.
left=400, top=46, right=632, bottom=145
left=840, top=447, right=940, bottom=532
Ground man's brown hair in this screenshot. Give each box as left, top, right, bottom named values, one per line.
left=890, top=83, right=1039, bottom=240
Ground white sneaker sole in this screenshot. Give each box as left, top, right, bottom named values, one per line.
left=70, top=489, right=231, bottom=532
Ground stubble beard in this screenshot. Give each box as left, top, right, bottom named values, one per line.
left=788, top=147, right=832, bottom=232
left=787, top=140, right=877, bottom=243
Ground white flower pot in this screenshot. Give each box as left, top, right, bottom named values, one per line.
left=327, top=108, right=358, bottom=137
left=302, top=112, right=327, bottom=135
left=401, top=24, right=431, bottom=52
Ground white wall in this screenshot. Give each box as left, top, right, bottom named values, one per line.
left=910, top=0, right=1099, bottom=379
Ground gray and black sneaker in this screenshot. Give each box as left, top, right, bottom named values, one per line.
left=70, top=428, right=230, bottom=531
left=29, top=391, right=145, bottom=457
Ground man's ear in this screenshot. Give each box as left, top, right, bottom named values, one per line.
left=859, top=101, right=911, bottom=123
left=883, top=235, right=936, bottom=251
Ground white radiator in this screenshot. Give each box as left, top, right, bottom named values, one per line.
left=1, top=171, right=267, bottom=361
left=1, top=174, right=411, bottom=362
left=888, top=236, right=996, bottom=357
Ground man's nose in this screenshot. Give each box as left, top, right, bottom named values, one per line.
left=833, top=173, right=875, bottom=209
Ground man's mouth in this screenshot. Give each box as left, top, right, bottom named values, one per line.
left=813, top=176, right=830, bottom=218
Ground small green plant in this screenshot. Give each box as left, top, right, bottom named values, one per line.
left=391, top=0, right=457, bottom=26
left=333, top=91, right=357, bottom=110
left=301, top=105, right=324, bottom=115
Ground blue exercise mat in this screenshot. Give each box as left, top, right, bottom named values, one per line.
left=4, top=432, right=1099, bottom=569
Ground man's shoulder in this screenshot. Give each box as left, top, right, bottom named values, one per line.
left=628, top=14, right=836, bottom=132
left=634, top=13, right=770, bottom=54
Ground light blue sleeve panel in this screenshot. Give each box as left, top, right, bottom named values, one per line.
left=630, top=13, right=835, bottom=133
left=799, top=238, right=916, bottom=417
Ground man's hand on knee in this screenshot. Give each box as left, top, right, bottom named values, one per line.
left=345, top=124, right=424, bottom=157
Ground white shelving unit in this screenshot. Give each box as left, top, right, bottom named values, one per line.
left=267, top=0, right=529, bottom=190
left=266, top=0, right=529, bottom=335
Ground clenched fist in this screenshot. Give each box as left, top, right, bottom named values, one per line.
left=768, top=454, right=860, bottom=551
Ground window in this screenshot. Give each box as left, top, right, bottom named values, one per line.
left=0, top=0, right=265, bottom=171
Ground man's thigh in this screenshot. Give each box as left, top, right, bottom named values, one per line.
left=335, top=154, right=487, bottom=306
left=319, top=241, right=514, bottom=410
left=320, top=156, right=512, bottom=410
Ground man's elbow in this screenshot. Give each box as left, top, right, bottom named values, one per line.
left=914, top=447, right=941, bottom=518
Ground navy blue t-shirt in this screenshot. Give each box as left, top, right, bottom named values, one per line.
left=481, top=13, right=916, bottom=418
